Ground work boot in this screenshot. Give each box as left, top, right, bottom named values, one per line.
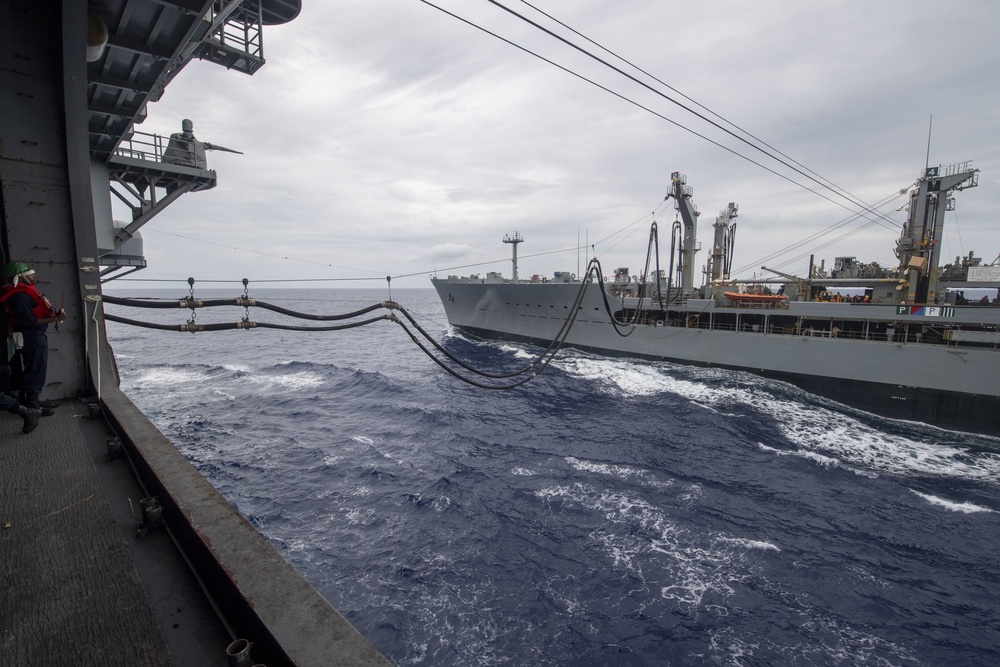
left=22, top=393, right=55, bottom=417
left=10, top=404, right=41, bottom=434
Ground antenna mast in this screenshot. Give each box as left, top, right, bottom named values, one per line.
left=503, top=232, right=523, bottom=281
left=925, top=114, right=933, bottom=171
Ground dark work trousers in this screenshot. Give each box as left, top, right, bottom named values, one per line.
left=20, top=328, right=48, bottom=396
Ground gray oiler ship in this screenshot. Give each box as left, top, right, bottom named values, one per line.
left=433, top=166, right=1000, bottom=435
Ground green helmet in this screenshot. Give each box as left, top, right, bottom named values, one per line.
left=3, top=261, right=32, bottom=279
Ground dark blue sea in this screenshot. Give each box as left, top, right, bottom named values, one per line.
left=104, top=288, right=1000, bottom=666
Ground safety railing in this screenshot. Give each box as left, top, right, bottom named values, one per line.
left=114, top=131, right=169, bottom=163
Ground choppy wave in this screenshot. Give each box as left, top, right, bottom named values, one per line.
left=909, top=489, right=993, bottom=513
left=535, top=479, right=773, bottom=605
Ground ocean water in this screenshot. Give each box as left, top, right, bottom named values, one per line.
left=105, top=288, right=1000, bottom=666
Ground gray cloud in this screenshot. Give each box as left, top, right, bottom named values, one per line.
left=119, top=0, right=1000, bottom=289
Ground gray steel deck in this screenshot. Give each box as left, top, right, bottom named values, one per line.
left=0, top=401, right=229, bottom=666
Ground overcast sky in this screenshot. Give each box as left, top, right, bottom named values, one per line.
left=115, top=0, right=1000, bottom=290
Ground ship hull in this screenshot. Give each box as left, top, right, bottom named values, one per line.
left=432, top=278, right=1000, bottom=434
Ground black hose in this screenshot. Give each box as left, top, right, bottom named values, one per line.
left=392, top=319, right=560, bottom=390
left=102, top=274, right=605, bottom=388
left=103, top=312, right=391, bottom=332
left=101, top=294, right=385, bottom=321
left=391, top=272, right=592, bottom=380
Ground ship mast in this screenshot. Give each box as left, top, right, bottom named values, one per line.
left=504, top=232, right=523, bottom=281
left=708, top=202, right=738, bottom=282
left=897, top=162, right=978, bottom=304
left=668, top=172, right=700, bottom=294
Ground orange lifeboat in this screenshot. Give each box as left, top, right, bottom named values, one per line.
left=723, top=291, right=789, bottom=304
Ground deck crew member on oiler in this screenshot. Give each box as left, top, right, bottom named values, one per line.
left=0, top=262, right=66, bottom=415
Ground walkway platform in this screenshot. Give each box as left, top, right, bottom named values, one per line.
left=0, top=400, right=230, bottom=665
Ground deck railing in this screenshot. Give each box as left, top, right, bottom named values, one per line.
left=662, top=316, right=997, bottom=349
left=114, top=130, right=169, bottom=163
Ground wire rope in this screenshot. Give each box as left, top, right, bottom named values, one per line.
left=465, top=0, right=900, bottom=230
left=510, top=0, right=890, bottom=227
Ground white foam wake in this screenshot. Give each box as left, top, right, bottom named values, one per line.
left=535, top=480, right=778, bottom=607
left=557, top=355, right=1000, bottom=484
left=909, top=489, right=993, bottom=513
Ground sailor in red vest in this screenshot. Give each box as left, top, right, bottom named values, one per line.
left=0, top=261, right=66, bottom=415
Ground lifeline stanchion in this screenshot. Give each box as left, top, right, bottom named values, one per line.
left=186, top=276, right=197, bottom=332
left=241, top=278, right=251, bottom=324
left=225, top=638, right=253, bottom=667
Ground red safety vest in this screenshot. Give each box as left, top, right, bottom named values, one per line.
left=0, top=283, right=56, bottom=323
